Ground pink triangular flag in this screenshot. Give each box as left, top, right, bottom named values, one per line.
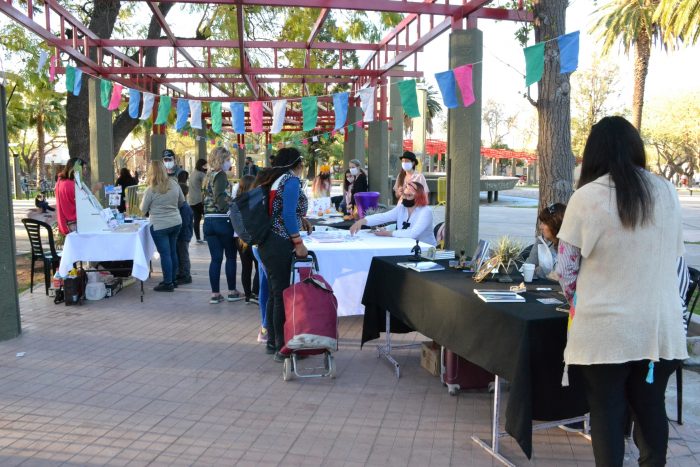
left=49, top=55, right=57, bottom=82
left=356, top=121, right=362, bottom=129
left=107, top=83, right=123, bottom=111
left=302, top=139, right=308, bottom=145
left=453, top=64, right=475, bottom=107
left=250, top=101, right=263, bottom=133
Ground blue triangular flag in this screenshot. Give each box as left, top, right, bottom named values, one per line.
left=333, top=92, right=348, bottom=130
left=558, top=31, right=580, bottom=74
left=128, top=89, right=141, bottom=118
left=72, top=69, right=83, bottom=96
left=175, top=99, right=190, bottom=131
left=434, top=70, right=458, bottom=109
left=231, top=102, right=245, bottom=134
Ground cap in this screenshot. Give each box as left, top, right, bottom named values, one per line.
left=162, top=149, right=175, bottom=160
left=401, top=151, right=417, bottom=163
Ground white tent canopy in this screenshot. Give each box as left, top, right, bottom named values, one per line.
left=44, top=148, right=70, bottom=164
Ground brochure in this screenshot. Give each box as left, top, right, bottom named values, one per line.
left=397, top=261, right=445, bottom=272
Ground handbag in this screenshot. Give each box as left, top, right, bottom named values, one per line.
left=537, top=236, right=554, bottom=276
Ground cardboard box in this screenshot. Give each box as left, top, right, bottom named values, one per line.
left=420, top=341, right=441, bottom=377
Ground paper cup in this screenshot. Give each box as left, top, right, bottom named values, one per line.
left=521, top=263, right=535, bottom=282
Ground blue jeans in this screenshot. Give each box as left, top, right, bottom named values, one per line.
left=252, top=246, right=269, bottom=329
left=203, top=216, right=237, bottom=293
left=150, top=224, right=181, bottom=285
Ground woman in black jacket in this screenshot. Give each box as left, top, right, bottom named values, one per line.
left=346, top=159, right=368, bottom=214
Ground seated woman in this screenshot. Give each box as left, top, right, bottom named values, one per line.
left=350, top=182, right=436, bottom=246
left=311, top=164, right=332, bottom=198
left=525, top=202, right=566, bottom=280
left=34, top=193, right=55, bottom=213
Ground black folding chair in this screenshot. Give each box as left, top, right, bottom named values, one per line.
left=22, top=218, right=62, bottom=295
left=676, top=266, right=700, bottom=424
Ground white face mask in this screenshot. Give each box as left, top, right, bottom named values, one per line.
left=164, top=161, right=175, bottom=170
left=222, top=160, right=232, bottom=171
left=401, top=162, right=413, bottom=171
left=349, top=167, right=359, bottom=176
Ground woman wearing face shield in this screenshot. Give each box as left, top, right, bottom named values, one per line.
left=350, top=182, right=436, bottom=246
left=393, top=151, right=429, bottom=202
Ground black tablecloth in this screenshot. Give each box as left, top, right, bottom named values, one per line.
left=361, top=256, right=588, bottom=459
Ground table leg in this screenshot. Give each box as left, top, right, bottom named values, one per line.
left=375, top=310, right=420, bottom=379
left=140, top=280, right=144, bottom=302
left=487, top=191, right=493, bottom=203
left=494, top=191, right=499, bottom=202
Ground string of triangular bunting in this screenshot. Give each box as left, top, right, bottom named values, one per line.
left=39, top=31, right=578, bottom=140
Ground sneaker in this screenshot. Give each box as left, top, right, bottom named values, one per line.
left=558, top=422, right=585, bottom=433
left=226, top=291, right=243, bottom=302
left=273, top=352, right=288, bottom=363
left=265, top=343, right=276, bottom=355
left=196, top=239, right=206, bottom=244
left=209, top=294, right=224, bottom=304
left=154, top=283, right=174, bottom=292
left=249, top=296, right=259, bottom=305
left=257, top=328, right=268, bottom=343
left=176, top=276, right=192, bottom=285
left=171, top=282, right=178, bottom=289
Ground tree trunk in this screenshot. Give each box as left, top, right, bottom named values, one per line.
left=534, top=0, right=575, bottom=214
left=36, top=113, right=45, bottom=181
left=632, top=28, right=651, bottom=133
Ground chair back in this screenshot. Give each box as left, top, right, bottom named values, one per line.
left=22, top=218, right=60, bottom=261
left=686, top=267, right=700, bottom=325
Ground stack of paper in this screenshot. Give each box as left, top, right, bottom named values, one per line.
left=434, top=250, right=456, bottom=259
left=397, top=261, right=446, bottom=272
left=474, top=289, right=525, bottom=303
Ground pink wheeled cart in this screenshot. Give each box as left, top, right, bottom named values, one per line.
left=280, top=251, right=338, bottom=381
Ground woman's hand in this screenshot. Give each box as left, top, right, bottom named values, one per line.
left=294, top=242, right=308, bottom=258
left=349, top=218, right=367, bottom=235
left=373, top=229, right=392, bottom=237
left=301, top=217, right=313, bottom=234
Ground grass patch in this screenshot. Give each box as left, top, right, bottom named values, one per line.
left=15, top=253, right=35, bottom=294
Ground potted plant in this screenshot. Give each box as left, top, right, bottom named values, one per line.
left=490, top=236, right=524, bottom=283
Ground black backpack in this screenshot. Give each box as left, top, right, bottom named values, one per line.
left=229, top=186, right=271, bottom=245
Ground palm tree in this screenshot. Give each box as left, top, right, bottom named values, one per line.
left=592, top=0, right=662, bottom=132
left=654, top=0, right=700, bottom=46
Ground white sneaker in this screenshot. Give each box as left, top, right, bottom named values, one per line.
left=257, top=328, right=268, bottom=343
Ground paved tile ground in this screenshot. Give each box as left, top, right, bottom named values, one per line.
left=4, top=199, right=700, bottom=466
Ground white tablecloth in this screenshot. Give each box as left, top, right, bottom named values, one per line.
left=58, top=222, right=156, bottom=281
left=303, top=231, right=430, bottom=316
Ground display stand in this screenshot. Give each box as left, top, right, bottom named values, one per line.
left=75, top=174, right=110, bottom=233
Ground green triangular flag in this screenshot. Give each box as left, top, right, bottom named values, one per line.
left=100, top=80, right=113, bottom=108
left=348, top=124, right=354, bottom=133
left=65, top=66, right=75, bottom=95
left=302, top=96, right=318, bottom=132
left=154, top=95, right=171, bottom=125
left=210, top=101, right=222, bottom=134
left=398, top=79, right=420, bottom=118
left=523, top=42, right=545, bottom=87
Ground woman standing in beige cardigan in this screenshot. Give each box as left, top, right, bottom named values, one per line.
left=556, top=116, right=687, bottom=466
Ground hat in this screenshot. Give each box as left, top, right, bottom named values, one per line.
left=162, top=149, right=175, bottom=160
left=401, top=151, right=417, bottom=163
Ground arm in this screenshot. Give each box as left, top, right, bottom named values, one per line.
left=281, top=176, right=301, bottom=237
left=140, top=188, right=152, bottom=215
left=391, top=207, right=433, bottom=240
left=349, top=206, right=400, bottom=235
left=556, top=240, right=581, bottom=306
left=176, top=180, right=186, bottom=208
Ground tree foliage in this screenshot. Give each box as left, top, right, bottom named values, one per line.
left=482, top=99, right=518, bottom=148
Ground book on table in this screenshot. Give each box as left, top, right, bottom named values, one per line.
left=473, top=289, right=525, bottom=303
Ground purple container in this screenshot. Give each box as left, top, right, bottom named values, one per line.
left=354, top=192, right=380, bottom=218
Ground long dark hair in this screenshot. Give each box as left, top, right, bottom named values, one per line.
left=342, top=169, right=353, bottom=192
left=578, top=116, right=651, bottom=228
left=60, top=157, right=85, bottom=180
left=195, top=158, right=207, bottom=172
left=236, top=174, right=255, bottom=197
left=255, top=147, right=303, bottom=188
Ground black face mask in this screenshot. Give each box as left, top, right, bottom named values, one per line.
left=402, top=198, right=415, bottom=208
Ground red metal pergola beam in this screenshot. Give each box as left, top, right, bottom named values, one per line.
left=93, top=66, right=424, bottom=77
left=85, top=39, right=408, bottom=51
left=125, top=0, right=465, bottom=16
left=156, top=77, right=356, bottom=84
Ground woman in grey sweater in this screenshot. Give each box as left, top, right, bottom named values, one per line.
left=141, top=160, right=185, bottom=292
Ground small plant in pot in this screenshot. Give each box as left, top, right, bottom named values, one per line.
left=490, top=236, right=524, bottom=283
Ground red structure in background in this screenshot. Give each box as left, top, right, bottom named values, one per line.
left=403, top=140, right=537, bottom=162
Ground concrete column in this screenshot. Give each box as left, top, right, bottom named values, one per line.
left=343, top=106, right=365, bottom=168
left=237, top=147, right=246, bottom=179
left=0, top=84, right=21, bottom=340
left=88, top=78, right=115, bottom=199
left=413, top=88, right=427, bottom=167
left=445, top=29, right=482, bottom=254
left=389, top=67, right=405, bottom=177
left=151, top=127, right=166, bottom=161
left=368, top=121, right=391, bottom=205
left=197, top=129, right=207, bottom=163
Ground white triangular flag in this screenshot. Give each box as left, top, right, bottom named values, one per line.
left=189, top=100, right=202, bottom=129
left=312, top=136, right=318, bottom=142
left=358, top=86, right=376, bottom=122
left=140, top=93, right=155, bottom=120
left=271, top=99, right=287, bottom=134
left=37, top=51, right=49, bottom=74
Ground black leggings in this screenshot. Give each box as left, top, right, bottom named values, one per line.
left=191, top=202, right=204, bottom=241
left=257, top=232, right=293, bottom=351
left=236, top=239, right=259, bottom=298
left=575, top=359, right=680, bottom=467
